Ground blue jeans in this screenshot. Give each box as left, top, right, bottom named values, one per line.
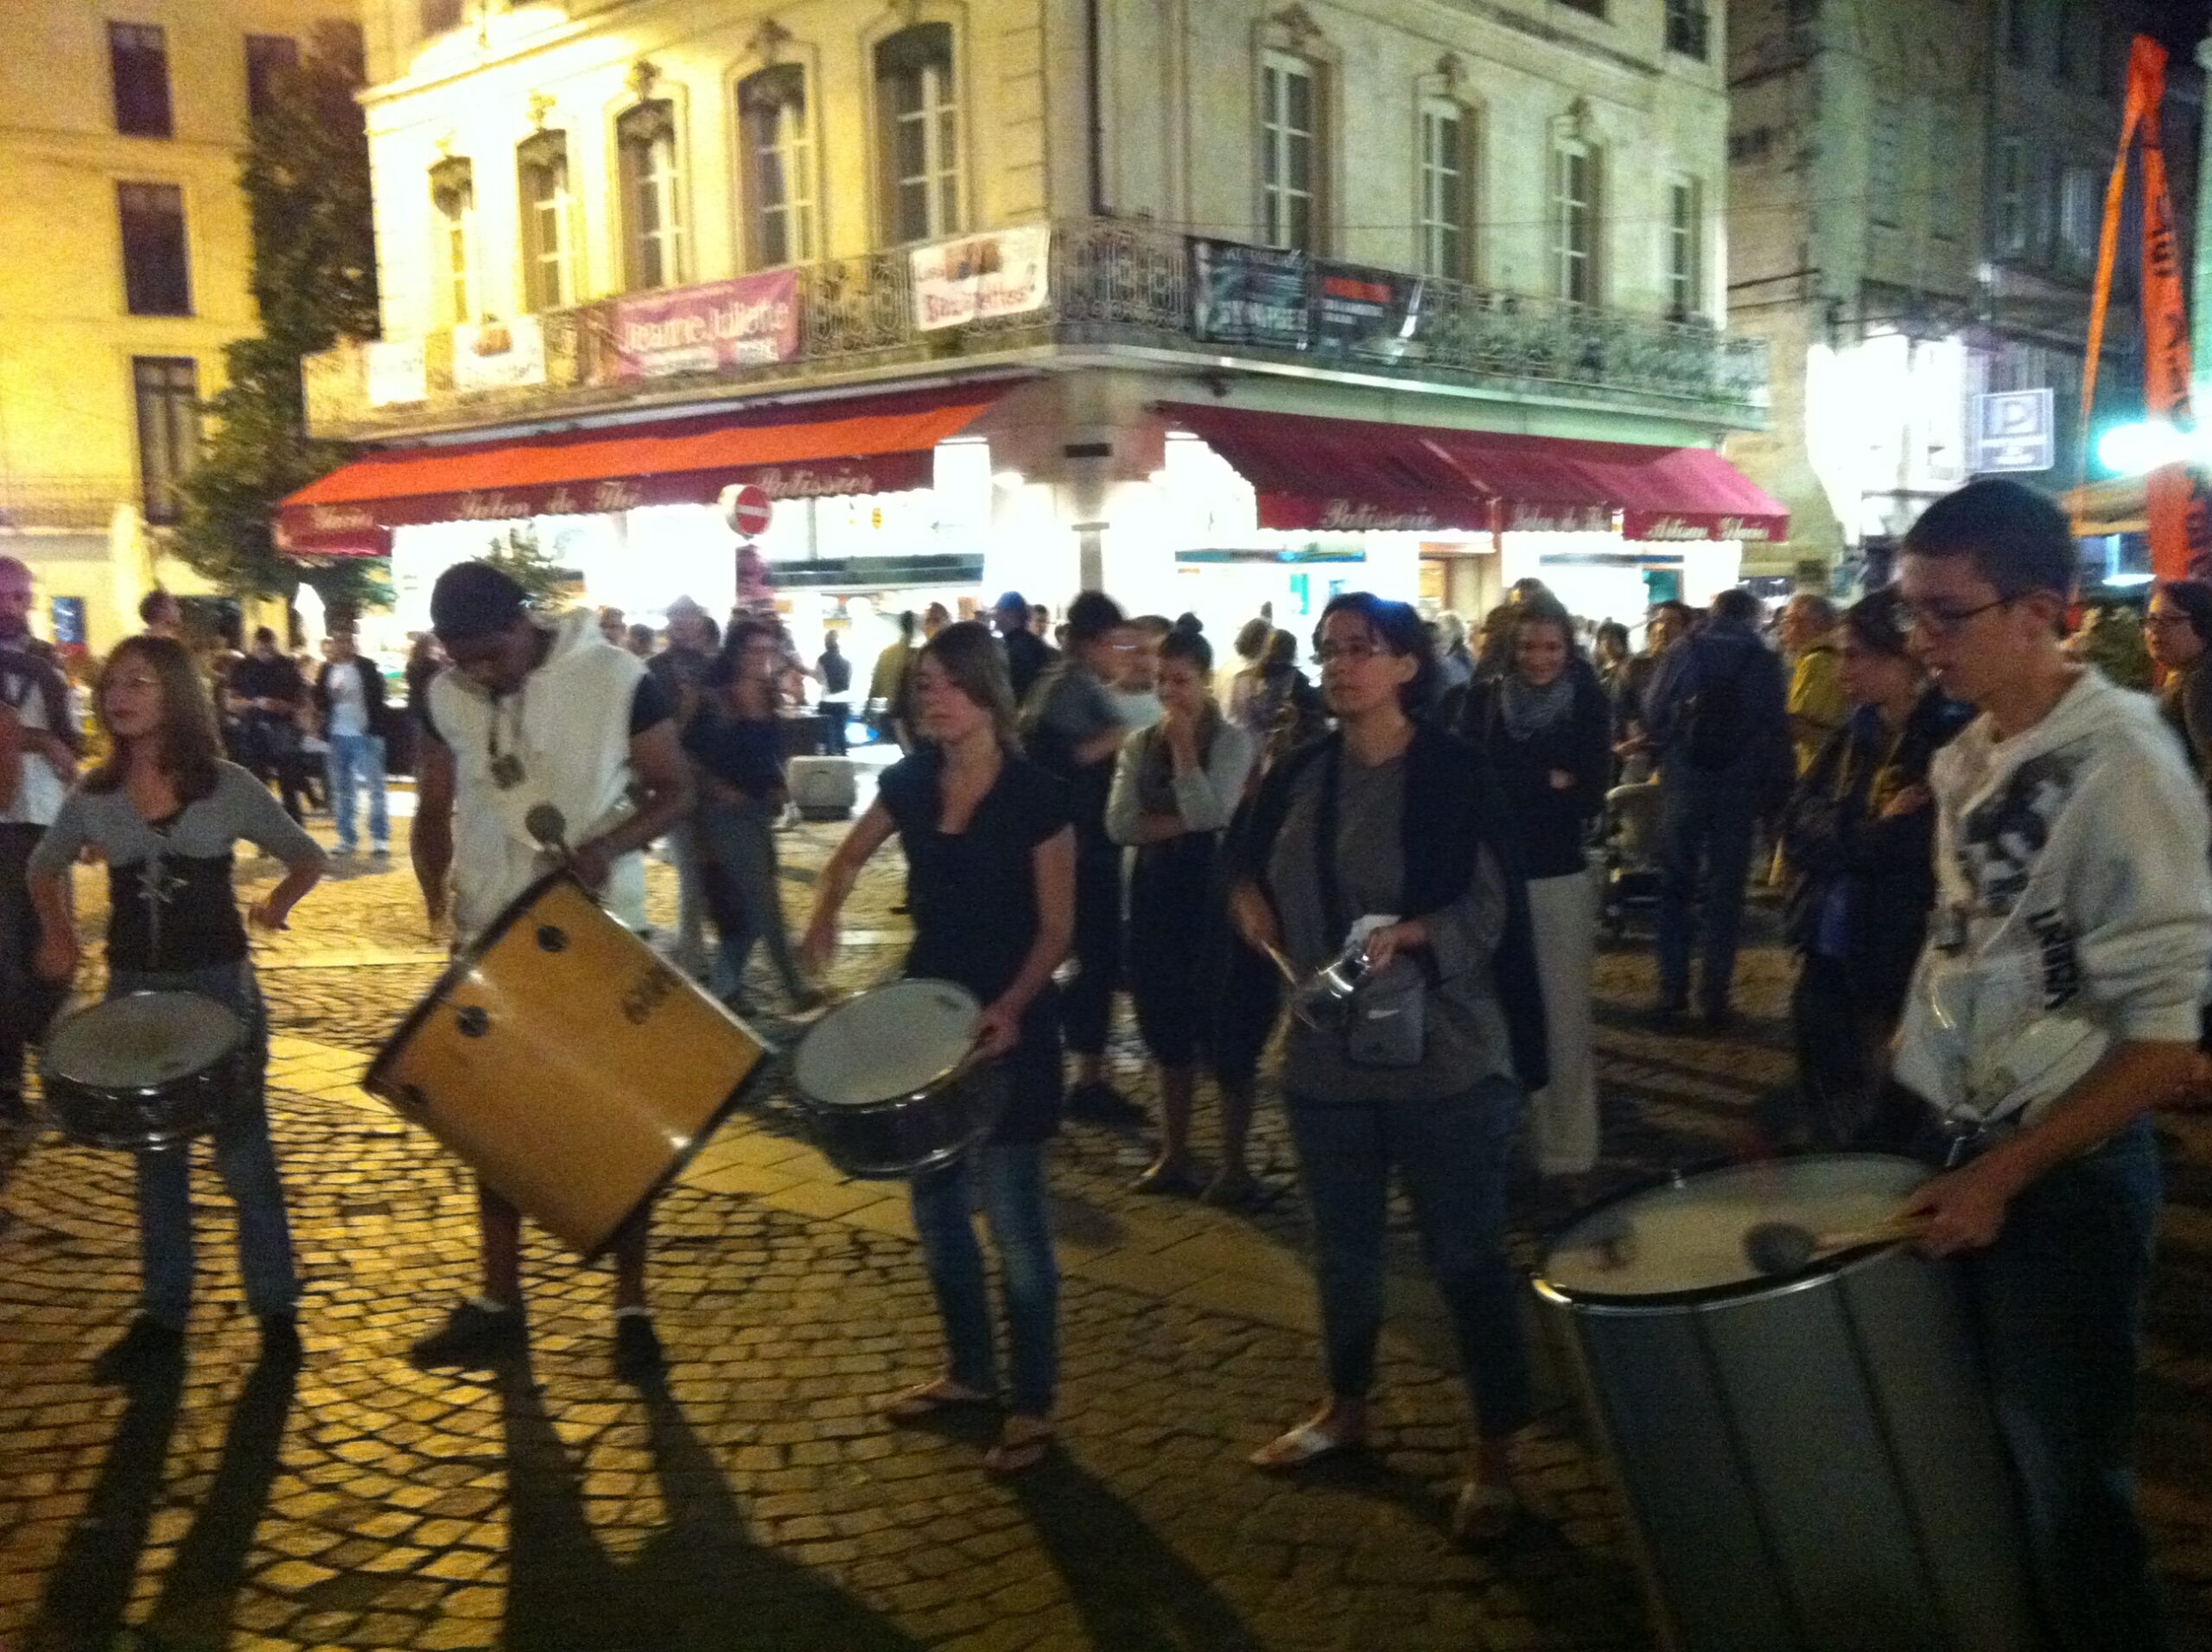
left=323, top=732, right=388, bottom=853
left=113, top=963, right=299, bottom=1328
left=1656, top=771, right=1760, bottom=1013
left=1284, top=1077, right=1531, bottom=1439
left=909, top=1143, right=1058, bottom=1415
left=1951, top=1118, right=2166, bottom=1650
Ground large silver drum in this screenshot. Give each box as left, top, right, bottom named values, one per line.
left=1535, top=1153, right=2038, bottom=1652
left=40, top=991, right=247, bottom=1151
left=790, top=979, right=1005, bottom=1179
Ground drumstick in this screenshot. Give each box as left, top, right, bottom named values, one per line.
left=1262, top=943, right=1301, bottom=987
left=1743, top=1216, right=1926, bottom=1277
left=524, top=804, right=569, bottom=854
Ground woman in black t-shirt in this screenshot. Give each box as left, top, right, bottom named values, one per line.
left=802, top=622, right=1074, bottom=1474
left=29, top=635, right=325, bottom=1376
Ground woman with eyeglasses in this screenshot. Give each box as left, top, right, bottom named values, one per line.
left=28, top=636, right=326, bottom=1376
left=1777, top=589, right=1970, bottom=1147
left=1227, top=592, right=1548, bottom=1543
left=2145, top=580, right=2212, bottom=802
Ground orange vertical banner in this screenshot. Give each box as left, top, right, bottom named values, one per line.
left=2081, top=37, right=2212, bottom=581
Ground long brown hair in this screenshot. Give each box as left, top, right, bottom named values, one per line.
left=917, top=620, right=1020, bottom=749
left=85, top=634, right=222, bottom=802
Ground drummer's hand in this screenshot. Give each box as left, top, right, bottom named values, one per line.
left=34, top=929, right=78, bottom=983
left=568, top=839, right=613, bottom=892
left=1900, top=1155, right=2021, bottom=1256
left=974, top=997, right=1022, bottom=1061
left=1228, top=884, right=1281, bottom=956
left=1361, top=919, right=1427, bottom=972
left=246, top=898, right=290, bottom=933
left=798, top=923, right=836, bottom=978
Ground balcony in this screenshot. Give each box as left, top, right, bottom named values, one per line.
left=303, top=218, right=1770, bottom=442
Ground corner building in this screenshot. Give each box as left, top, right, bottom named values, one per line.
left=291, top=0, right=1781, bottom=644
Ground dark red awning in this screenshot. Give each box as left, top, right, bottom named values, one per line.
left=276, top=384, right=1011, bottom=556
left=1158, top=403, right=1787, bottom=543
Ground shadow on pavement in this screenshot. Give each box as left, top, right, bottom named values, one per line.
left=143, top=1348, right=302, bottom=1648
left=499, top=1363, right=925, bottom=1652
left=1014, top=1452, right=1255, bottom=1651
left=23, top=1348, right=188, bottom=1652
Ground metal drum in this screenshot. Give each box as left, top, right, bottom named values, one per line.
left=791, top=979, right=1005, bottom=1179
left=365, top=872, right=768, bottom=1257
left=1535, top=1153, right=2039, bottom=1652
left=41, top=991, right=247, bottom=1150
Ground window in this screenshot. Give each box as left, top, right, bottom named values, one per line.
left=1416, top=99, right=1469, bottom=280
left=118, top=182, right=190, bottom=315
left=617, top=100, right=684, bottom=289
left=1551, top=140, right=1597, bottom=305
left=875, top=26, right=961, bottom=245
left=740, top=66, right=816, bottom=268
left=244, top=35, right=300, bottom=124
left=429, top=158, right=475, bottom=323
left=517, top=132, right=575, bottom=312
left=108, top=23, right=171, bottom=137
left=2059, top=165, right=2098, bottom=270
left=420, top=0, right=464, bottom=35
left=1729, top=127, right=1775, bottom=165
left=1870, top=98, right=1903, bottom=227
left=1260, top=53, right=1320, bottom=253
left=1560, top=0, right=1605, bottom=15
left=1996, top=137, right=2029, bottom=254
left=1665, top=0, right=1711, bottom=60
left=1666, top=176, right=1701, bottom=321
left=132, top=358, right=200, bottom=525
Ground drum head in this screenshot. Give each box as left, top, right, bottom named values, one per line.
left=1541, top=1153, right=1930, bottom=1304
left=795, top=979, right=981, bottom=1108
left=46, top=992, right=245, bottom=1090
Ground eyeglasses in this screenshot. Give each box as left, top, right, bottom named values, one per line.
left=1895, top=595, right=2013, bottom=639
left=2144, top=612, right=2193, bottom=632
left=1313, top=640, right=1387, bottom=665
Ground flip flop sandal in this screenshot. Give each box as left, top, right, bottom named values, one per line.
left=1249, top=1420, right=1367, bottom=1471
left=883, top=1379, right=995, bottom=1421
left=984, top=1420, right=1055, bottom=1475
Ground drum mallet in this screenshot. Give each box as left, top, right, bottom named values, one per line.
left=1744, top=1216, right=1925, bottom=1277
left=524, top=804, right=570, bottom=856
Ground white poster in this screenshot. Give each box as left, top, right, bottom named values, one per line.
left=365, top=337, right=428, bottom=406
left=910, top=225, right=1052, bottom=331
left=451, top=315, right=547, bottom=392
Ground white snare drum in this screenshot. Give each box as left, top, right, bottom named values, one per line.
left=41, top=991, right=248, bottom=1151
left=791, top=979, right=1003, bottom=1179
left=1536, top=1154, right=2037, bottom=1651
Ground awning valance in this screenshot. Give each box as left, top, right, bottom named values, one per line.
left=276, top=383, right=1012, bottom=556
left=1157, top=403, right=1789, bottom=543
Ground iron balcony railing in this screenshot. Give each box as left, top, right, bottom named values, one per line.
left=303, top=217, right=1770, bottom=440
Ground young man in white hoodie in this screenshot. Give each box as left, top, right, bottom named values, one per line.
left=407, top=562, right=694, bottom=1380
left=1892, top=479, right=2211, bottom=1650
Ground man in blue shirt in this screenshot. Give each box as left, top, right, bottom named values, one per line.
left=1642, top=587, right=1789, bottom=1028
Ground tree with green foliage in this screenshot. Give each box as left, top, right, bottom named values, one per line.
left=481, top=525, right=577, bottom=608
left=174, top=23, right=385, bottom=610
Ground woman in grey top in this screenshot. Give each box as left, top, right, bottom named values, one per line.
left=29, top=635, right=325, bottom=1377
left=1228, top=594, right=1548, bottom=1542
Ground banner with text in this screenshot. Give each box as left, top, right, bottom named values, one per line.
left=1312, top=265, right=1427, bottom=362
left=1190, top=239, right=1312, bottom=350
left=911, top=226, right=1052, bottom=331
left=451, top=316, right=547, bottom=393
left=611, top=270, right=801, bottom=378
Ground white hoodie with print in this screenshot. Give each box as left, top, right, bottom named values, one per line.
left=1892, top=667, right=2212, bottom=1129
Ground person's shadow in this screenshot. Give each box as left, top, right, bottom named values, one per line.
left=499, top=1364, right=925, bottom=1652
left=1011, top=1454, right=1255, bottom=1651
left=22, top=1343, right=299, bottom=1652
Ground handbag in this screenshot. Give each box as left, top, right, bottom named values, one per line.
left=1313, top=740, right=1427, bottom=1068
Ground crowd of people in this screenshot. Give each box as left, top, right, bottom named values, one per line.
left=3, top=468, right=2212, bottom=1646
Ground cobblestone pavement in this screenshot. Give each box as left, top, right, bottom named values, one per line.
left=3, top=787, right=2210, bottom=1650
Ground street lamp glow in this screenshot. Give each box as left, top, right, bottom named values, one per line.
left=2097, top=420, right=2193, bottom=476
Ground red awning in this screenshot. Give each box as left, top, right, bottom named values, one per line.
left=1157, top=403, right=1491, bottom=532
left=276, top=384, right=1010, bottom=556
left=1158, top=404, right=1787, bottom=543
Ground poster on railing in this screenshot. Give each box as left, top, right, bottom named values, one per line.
left=365, top=337, right=428, bottom=406
left=1190, top=239, right=1311, bottom=350
left=611, top=270, right=800, bottom=378
left=911, top=226, right=1052, bottom=330
left=1313, top=264, right=1426, bottom=363
left=451, top=316, right=546, bottom=392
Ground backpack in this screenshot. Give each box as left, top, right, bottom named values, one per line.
left=1683, top=644, right=1755, bottom=772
